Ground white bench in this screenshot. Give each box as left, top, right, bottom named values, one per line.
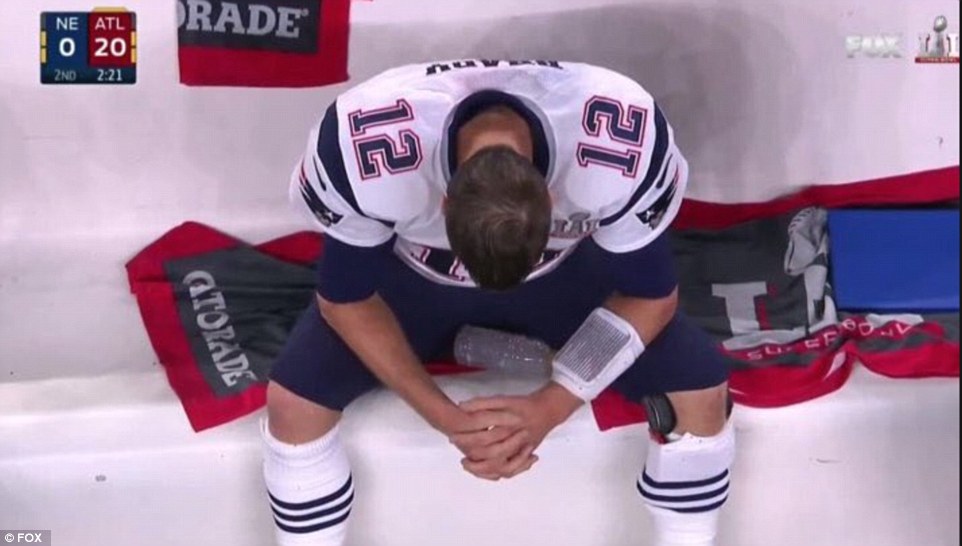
left=1, top=342, right=958, bottom=546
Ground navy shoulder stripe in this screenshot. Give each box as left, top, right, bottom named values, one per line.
left=317, top=101, right=364, bottom=217
left=599, top=104, right=669, bottom=227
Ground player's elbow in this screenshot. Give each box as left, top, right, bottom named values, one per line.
left=314, top=292, right=381, bottom=327
left=607, top=288, right=679, bottom=329
left=644, top=289, right=680, bottom=344
left=315, top=293, right=336, bottom=314
left=662, top=287, right=680, bottom=315
left=315, top=292, right=352, bottom=324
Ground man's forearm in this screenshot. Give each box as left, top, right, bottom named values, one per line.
left=316, top=293, right=457, bottom=430
left=534, top=289, right=680, bottom=421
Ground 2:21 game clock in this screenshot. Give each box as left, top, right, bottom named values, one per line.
left=41, top=8, right=136, bottom=85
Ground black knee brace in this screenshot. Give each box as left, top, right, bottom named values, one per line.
left=641, top=390, right=733, bottom=438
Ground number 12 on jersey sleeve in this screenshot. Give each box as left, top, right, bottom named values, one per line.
left=348, top=100, right=423, bottom=180
left=576, top=96, right=648, bottom=178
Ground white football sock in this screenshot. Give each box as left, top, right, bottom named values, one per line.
left=262, top=420, right=353, bottom=545
left=638, top=422, right=736, bottom=546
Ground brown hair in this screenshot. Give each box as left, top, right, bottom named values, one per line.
left=445, top=146, right=551, bottom=290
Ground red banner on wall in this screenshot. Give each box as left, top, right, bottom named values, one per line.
left=176, top=0, right=351, bottom=87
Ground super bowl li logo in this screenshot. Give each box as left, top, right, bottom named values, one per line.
left=916, top=15, right=960, bottom=63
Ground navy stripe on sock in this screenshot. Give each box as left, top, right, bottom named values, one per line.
left=274, top=508, right=353, bottom=535
left=640, top=469, right=729, bottom=491
left=272, top=492, right=354, bottom=523
left=637, top=481, right=728, bottom=504
left=268, top=475, right=353, bottom=512
left=673, top=496, right=729, bottom=514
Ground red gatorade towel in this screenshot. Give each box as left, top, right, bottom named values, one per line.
left=127, top=223, right=322, bottom=431
left=176, top=0, right=351, bottom=87
left=126, top=223, right=476, bottom=431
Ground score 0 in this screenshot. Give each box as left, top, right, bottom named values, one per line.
left=46, top=14, right=81, bottom=58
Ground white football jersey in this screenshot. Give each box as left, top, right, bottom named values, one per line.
left=291, top=59, right=688, bottom=287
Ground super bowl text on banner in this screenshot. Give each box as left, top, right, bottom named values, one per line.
left=40, top=8, right=136, bottom=84
left=176, top=0, right=351, bottom=87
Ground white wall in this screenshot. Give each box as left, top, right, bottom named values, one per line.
left=1, top=0, right=959, bottom=246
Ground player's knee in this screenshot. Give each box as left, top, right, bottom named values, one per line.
left=665, top=382, right=730, bottom=437
left=263, top=382, right=352, bottom=544
left=639, top=383, right=735, bottom=527
left=267, top=381, right=341, bottom=445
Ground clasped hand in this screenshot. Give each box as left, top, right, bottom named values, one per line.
left=442, top=386, right=581, bottom=481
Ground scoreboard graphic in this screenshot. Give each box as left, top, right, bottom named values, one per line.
left=40, top=8, right=137, bottom=85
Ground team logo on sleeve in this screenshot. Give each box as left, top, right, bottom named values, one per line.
left=306, top=194, right=344, bottom=227
left=636, top=168, right=679, bottom=230
left=298, top=164, right=343, bottom=227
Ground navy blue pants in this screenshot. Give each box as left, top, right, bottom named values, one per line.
left=271, top=241, right=728, bottom=410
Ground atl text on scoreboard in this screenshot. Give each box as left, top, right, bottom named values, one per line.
left=41, top=8, right=137, bottom=85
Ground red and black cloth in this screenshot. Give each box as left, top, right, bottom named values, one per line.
left=177, top=0, right=351, bottom=87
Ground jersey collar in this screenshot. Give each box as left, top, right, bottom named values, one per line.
left=443, top=90, right=552, bottom=184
